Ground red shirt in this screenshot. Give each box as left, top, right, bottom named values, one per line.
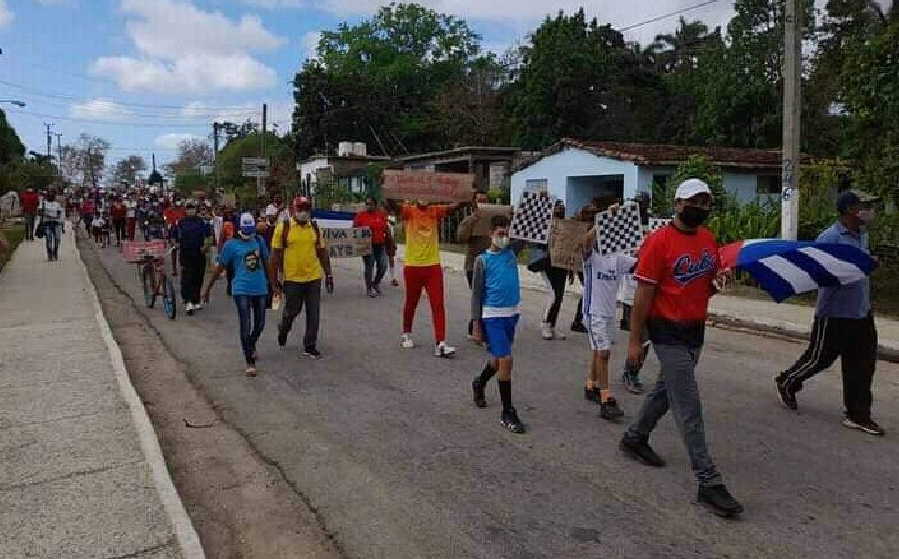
left=635, top=224, right=718, bottom=347
left=353, top=209, right=389, bottom=244
left=21, top=191, right=40, bottom=214
left=110, top=203, right=127, bottom=220
left=164, top=207, right=186, bottom=226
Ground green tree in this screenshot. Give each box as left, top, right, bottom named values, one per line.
left=0, top=109, right=25, bottom=167
left=293, top=2, right=485, bottom=158
left=111, top=155, right=147, bottom=186
left=216, top=132, right=293, bottom=206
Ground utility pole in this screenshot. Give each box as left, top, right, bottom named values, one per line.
left=54, top=133, right=63, bottom=179
left=257, top=103, right=267, bottom=197
left=43, top=122, right=54, bottom=159
left=212, top=122, right=220, bottom=199
left=781, top=0, right=802, bottom=240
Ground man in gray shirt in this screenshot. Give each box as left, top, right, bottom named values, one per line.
left=775, top=190, right=884, bottom=436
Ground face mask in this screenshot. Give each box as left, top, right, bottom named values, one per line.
left=678, top=205, right=710, bottom=228
left=296, top=211, right=310, bottom=222
left=185, top=208, right=197, bottom=216
left=492, top=235, right=510, bottom=250
left=239, top=226, right=256, bottom=238
left=858, top=209, right=875, bottom=224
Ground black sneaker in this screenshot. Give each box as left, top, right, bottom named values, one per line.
left=303, top=347, right=322, bottom=359
left=600, top=398, right=625, bottom=421
left=277, top=327, right=288, bottom=347
left=571, top=321, right=587, bottom=333
left=500, top=407, right=526, bottom=434
left=619, top=436, right=666, bottom=467
left=584, top=387, right=600, bottom=403
left=472, top=378, right=487, bottom=408
left=697, top=484, right=744, bottom=517
left=842, top=416, right=885, bottom=436
left=775, top=376, right=798, bottom=410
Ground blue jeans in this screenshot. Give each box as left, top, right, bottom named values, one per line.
left=44, top=221, right=61, bottom=258
left=233, top=295, right=266, bottom=365
left=362, top=243, right=388, bottom=289
left=625, top=344, right=722, bottom=487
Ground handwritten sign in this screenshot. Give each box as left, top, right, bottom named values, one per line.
left=321, top=226, right=372, bottom=258
left=382, top=170, right=474, bottom=203
left=549, top=219, right=592, bottom=272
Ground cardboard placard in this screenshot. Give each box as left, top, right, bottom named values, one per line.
left=321, top=226, right=372, bottom=258
left=382, top=170, right=475, bottom=202
left=471, top=204, right=513, bottom=236
left=549, top=219, right=592, bottom=272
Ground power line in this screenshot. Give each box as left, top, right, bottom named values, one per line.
left=619, top=0, right=723, bottom=32
left=14, top=109, right=210, bottom=128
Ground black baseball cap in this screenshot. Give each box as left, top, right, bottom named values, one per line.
left=836, top=190, right=878, bottom=214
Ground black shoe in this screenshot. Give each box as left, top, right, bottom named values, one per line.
left=584, top=387, right=600, bottom=403
left=303, top=346, right=322, bottom=359
left=571, top=321, right=587, bottom=333
left=277, top=327, right=288, bottom=347
left=775, top=376, right=798, bottom=410
left=500, top=407, right=526, bottom=434
left=842, top=416, right=885, bottom=436
left=600, top=398, right=625, bottom=421
left=697, top=484, right=744, bottom=517
left=472, top=378, right=487, bottom=408
left=619, top=436, right=666, bottom=467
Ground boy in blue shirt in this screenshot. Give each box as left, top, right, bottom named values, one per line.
left=203, top=213, right=270, bottom=377
left=470, top=215, right=525, bottom=434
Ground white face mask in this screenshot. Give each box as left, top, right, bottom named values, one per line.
left=296, top=211, right=310, bottom=222
left=492, top=235, right=510, bottom=250
left=858, top=209, right=875, bottom=224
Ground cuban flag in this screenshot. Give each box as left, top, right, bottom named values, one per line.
left=718, top=239, right=876, bottom=303
left=311, top=209, right=355, bottom=229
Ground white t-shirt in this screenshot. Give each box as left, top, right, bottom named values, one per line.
left=40, top=201, right=64, bottom=221
left=125, top=200, right=137, bottom=218
left=92, top=216, right=105, bottom=228
left=584, top=252, right=637, bottom=318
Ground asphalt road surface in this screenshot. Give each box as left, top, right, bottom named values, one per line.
left=94, top=245, right=899, bottom=559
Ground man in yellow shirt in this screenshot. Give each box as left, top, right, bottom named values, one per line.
left=271, top=197, right=333, bottom=359
left=391, top=199, right=466, bottom=357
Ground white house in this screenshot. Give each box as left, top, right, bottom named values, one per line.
left=511, top=138, right=792, bottom=216
left=298, top=142, right=390, bottom=196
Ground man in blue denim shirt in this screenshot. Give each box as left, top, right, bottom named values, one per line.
left=775, top=191, right=884, bottom=436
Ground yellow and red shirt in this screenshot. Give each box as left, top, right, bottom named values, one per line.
left=402, top=204, right=450, bottom=267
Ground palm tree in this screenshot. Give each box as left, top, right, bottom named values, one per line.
left=650, top=17, right=721, bottom=73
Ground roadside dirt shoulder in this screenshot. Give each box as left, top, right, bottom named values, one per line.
left=78, top=235, right=343, bottom=559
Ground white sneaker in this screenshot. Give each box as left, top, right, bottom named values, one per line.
left=541, top=322, right=554, bottom=340
left=185, top=302, right=195, bottom=314
left=400, top=334, right=415, bottom=349
left=434, top=341, right=456, bottom=358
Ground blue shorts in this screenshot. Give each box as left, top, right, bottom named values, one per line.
left=483, top=315, right=519, bottom=358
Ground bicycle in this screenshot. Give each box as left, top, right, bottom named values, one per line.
left=123, top=241, right=177, bottom=320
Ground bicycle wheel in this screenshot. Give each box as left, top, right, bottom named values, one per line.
left=141, top=263, right=157, bottom=308
left=162, top=275, right=177, bottom=320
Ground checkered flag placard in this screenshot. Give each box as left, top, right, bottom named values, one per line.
left=648, top=218, right=671, bottom=232
left=510, top=191, right=554, bottom=244
left=595, top=202, right=644, bottom=256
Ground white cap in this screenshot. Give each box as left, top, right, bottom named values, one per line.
left=264, top=205, right=278, bottom=217
left=674, top=178, right=712, bottom=200
left=239, top=212, right=256, bottom=228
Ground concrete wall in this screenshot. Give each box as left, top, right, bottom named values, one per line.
left=299, top=158, right=330, bottom=186
left=723, top=172, right=780, bottom=205
left=511, top=148, right=639, bottom=217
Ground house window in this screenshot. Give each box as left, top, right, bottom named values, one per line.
left=652, top=174, right=670, bottom=188
left=757, top=175, right=781, bottom=194
left=525, top=179, right=548, bottom=193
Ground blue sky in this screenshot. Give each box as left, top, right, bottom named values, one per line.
left=0, top=0, right=750, bottom=172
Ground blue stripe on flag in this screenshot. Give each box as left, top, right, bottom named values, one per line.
left=737, top=240, right=814, bottom=267
left=743, top=261, right=797, bottom=303
left=815, top=244, right=876, bottom=274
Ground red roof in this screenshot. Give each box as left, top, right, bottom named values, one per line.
left=514, top=138, right=804, bottom=172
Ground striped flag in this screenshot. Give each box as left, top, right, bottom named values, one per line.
left=718, top=239, right=876, bottom=303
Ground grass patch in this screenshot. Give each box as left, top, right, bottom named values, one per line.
left=0, top=224, right=25, bottom=272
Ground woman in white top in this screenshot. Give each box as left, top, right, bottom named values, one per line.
left=39, top=190, right=65, bottom=261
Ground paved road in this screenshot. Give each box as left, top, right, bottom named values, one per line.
left=93, top=244, right=899, bottom=559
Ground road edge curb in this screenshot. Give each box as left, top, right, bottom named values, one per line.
left=72, top=227, right=206, bottom=559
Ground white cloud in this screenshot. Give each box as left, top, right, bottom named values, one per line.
left=0, top=0, right=13, bottom=27
left=70, top=98, right=135, bottom=120
left=241, top=0, right=304, bottom=7
left=181, top=101, right=260, bottom=125
left=155, top=132, right=203, bottom=150
left=302, top=31, right=321, bottom=61
left=92, top=0, right=285, bottom=94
